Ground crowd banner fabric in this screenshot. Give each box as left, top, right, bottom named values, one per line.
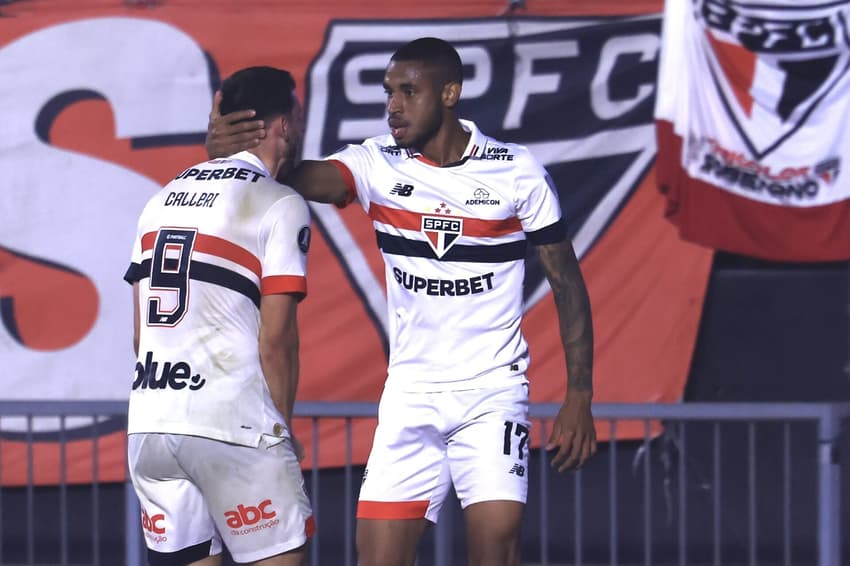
left=656, top=0, right=850, bottom=261
left=0, top=0, right=712, bottom=485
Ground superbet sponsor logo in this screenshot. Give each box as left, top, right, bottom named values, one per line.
left=225, top=499, right=277, bottom=529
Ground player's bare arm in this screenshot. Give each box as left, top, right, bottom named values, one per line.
left=258, top=293, right=301, bottom=431
left=537, top=238, right=597, bottom=472
left=280, top=160, right=351, bottom=207
left=205, top=90, right=265, bottom=158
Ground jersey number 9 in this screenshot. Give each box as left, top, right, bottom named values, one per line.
left=147, top=228, right=197, bottom=327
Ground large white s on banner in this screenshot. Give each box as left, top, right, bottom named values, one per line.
left=0, top=18, right=211, bottom=404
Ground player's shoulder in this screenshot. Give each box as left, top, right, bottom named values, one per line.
left=266, top=178, right=304, bottom=201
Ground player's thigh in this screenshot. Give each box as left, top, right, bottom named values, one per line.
left=447, top=383, right=531, bottom=509
left=177, top=434, right=315, bottom=565
left=464, top=500, right=523, bottom=566
left=128, top=433, right=223, bottom=565
left=187, top=556, right=222, bottom=566
left=357, top=388, right=452, bottom=524
left=356, top=517, right=428, bottom=566
left=248, top=543, right=306, bottom=566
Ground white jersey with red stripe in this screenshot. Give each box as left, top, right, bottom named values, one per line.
left=124, top=151, right=311, bottom=447
left=329, top=120, right=564, bottom=392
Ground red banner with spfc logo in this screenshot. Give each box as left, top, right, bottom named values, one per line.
left=0, top=0, right=711, bottom=486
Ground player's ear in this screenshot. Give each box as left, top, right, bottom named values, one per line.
left=442, top=81, right=461, bottom=108
left=272, top=114, right=288, bottom=142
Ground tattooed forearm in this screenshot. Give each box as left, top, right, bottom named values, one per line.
left=537, top=239, right=594, bottom=395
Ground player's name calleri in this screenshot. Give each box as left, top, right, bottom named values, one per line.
left=164, top=191, right=221, bottom=208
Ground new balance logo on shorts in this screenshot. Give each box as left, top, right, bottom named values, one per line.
left=508, top=463, right=525, bottom=477
left=390, top=182, right=414, bottom=196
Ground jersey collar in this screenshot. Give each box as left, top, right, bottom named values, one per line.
left=404, top=119, right=487, bottom=167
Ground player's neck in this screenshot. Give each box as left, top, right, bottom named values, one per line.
left=249, top=147, right=281, bottom=178
left=418, top=119, right=470, bottom=167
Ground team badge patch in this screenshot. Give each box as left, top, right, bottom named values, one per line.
left=297, top=226, right=311, bottom=253
left=421, top=216, right=462, bottom=258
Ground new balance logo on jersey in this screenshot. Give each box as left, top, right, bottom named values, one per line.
left=508, top=463, right=526, bottom=477
left=225, top=499, right=276, bottom=529
left=132, top=351, right=207, bottom=391
left=390, top=183, right=414, bottom=197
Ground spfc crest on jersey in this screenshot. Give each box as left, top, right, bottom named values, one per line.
left=421, top=215, right=463, bottom=258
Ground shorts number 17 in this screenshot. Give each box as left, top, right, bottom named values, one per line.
left=503, top=421, right=529, bottom=459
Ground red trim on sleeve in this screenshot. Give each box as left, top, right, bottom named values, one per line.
left=141, top=232, right=157, bottom=251
left=261, top=275, right=307, bottom=296
left=356, top=500, right=429, bottom=520
left=328, top=159, right=357, bottom=208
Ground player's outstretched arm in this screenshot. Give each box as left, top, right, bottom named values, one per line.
left=280, top=160, right=352, bottom=207
left=205, top=90, right=265, bottom=159
left=537, top=238, right=597, bottom=472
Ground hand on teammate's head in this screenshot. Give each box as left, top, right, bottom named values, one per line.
left=205, top=90, right=266, bottom=159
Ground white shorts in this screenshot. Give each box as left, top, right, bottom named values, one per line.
left=128, top=433, right=314, bottom=565
left=357, top=382, right=530, bottom=523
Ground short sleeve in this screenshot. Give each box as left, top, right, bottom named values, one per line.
left=258, top=194, right=311, bottom=299
left=123, top=213, right=148, bottom=284
left=515, top=153, right=566, bottom=246
left=325, top=143, right=376, bottom=214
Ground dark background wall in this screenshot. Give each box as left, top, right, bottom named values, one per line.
left=687, top=253, right=850, bottom=403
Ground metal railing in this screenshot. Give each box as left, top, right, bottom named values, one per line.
left=0, top=401, right=847, bottom=566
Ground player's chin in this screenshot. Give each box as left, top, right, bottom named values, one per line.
left=390, top=129, right=415, bottom=148
left=391, top=134, right=411, bottom=148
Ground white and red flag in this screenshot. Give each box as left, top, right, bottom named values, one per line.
left=656, top=0, right=850, bottom=261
